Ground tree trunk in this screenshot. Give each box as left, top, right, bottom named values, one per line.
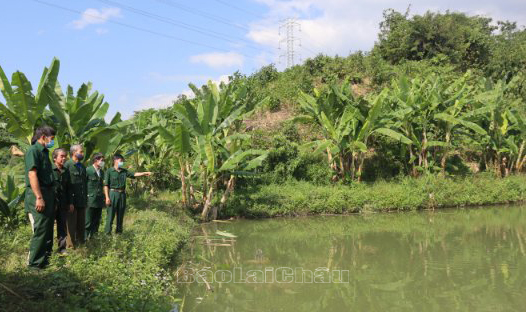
left=518, top=155, right=526, bottom=172
left=185, top=162, right=196, bottom=207
left=495, top=154, right=502, bottom=177
left=515, top=141, right=525, bottom=172
left=482, top=152, right=488, bottom=172
left=350, top=153, right=355, bottom=181
left=201, top=186, right=215, bottom=221
left=357, top=154, right=365, bottom=182
left=202, top=167, right=208, bottom=206
left=422, top=130, right=428, bottom=171
left=179, top=158, right=187, bottom=207
left=217, top=175, right=235, bottom=218
left=441, top=131, right=451, bottom=175
left=502, top=156, right=510, bottom=177
left=409, top=146, right=417, bottom=177
left=339, top=152, right=345, bottom=180
left=327, top=147, right=335, bottom=171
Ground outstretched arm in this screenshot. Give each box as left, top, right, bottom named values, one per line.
left=134, top=172, right=152, bottom=177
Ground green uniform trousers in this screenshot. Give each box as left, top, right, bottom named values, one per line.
left=66, top=206, right=86, bottom=249
left=26, top=187, right=55, bottom=268
left=55, top=205, right=68, bottom=253
left=105, top=190, right=126, bottom=234
left=85, top=207, right=103, bottom=239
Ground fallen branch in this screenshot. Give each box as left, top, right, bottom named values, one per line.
left=0, top=282, right=25, bottom=300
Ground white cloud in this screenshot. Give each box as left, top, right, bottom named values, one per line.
left=254, top=52, right=275, bottom=69
left=138, top=75, right=231, bottom=110
left=72, top=7, right=121, bottom=29
left=138, top=93, right=179, bottom=110
left=180, top=89, right=195, bottom=98
left=190, top=52, right=244, bottom=69
left=177, top=75, right=231, bottom=99
left=212, top=74, right=231, bottom=86
left=147, top=72, right=231, bottom=87
left=248, top=0, right=526, bottom=69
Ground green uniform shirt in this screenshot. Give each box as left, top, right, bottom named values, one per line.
left=25, top=143, right=54, bottom=188
left=104, top=167, right=135, bottom=190
left=87, top=165, right=105, bottom=208
left=52, top=164, right=71, bottom=209
left=64, top=159, right=88, bottom=208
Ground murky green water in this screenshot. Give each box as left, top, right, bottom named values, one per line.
left=179, top=205, right=526, bottom=311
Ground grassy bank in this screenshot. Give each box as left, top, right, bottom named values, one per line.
left=225, top=174, right=526, bottom=218
left=0, top=192, right=194, bottom=312
left=2, top=174, right=526, bottom=311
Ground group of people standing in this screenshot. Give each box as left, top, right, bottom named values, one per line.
left=24, top=126, right=152, bottom=268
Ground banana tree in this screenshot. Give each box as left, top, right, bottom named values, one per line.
left=0, top=58, right=60, bottom=150
left=49, top=82, right=132, bottom=159
left=123, top=111, right=168, bottom=194
left=214, top=136, right=267, bottom=218
left=386, top=75, right=465, bottom=175
left=0, top=174, right=25, bottom=227
left=431, top=73, right=488, bottom=173
left=296, top=82, right=409, bottom=181
left=171, top=81, right=267, bottom=220
left=473, top=77, right=526, bottom=175
left=158, top=120, right=191, bottom=206
left=505, top=111, right=526, bottom=173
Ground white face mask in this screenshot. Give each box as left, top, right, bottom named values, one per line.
left=99, top=161, right=105, bottom=167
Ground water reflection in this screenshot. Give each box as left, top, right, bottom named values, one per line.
left=180, top=205, right=526, bottom=311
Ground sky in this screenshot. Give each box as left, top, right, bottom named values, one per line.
left=1, top=0, right=525, bottom=120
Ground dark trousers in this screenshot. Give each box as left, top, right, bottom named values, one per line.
left=66, top=206, right=86, bottom=248
left=55, top=206, right=68, bottom=252
left=105, top=191, right=126, bottom=234
left=26, top=188, right=55, bottom=268
left=85, top=207, right=103, bottom=239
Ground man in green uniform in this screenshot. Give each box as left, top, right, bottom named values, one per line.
left=52, top=148, right=72, bottom=254
left=25, top=126, right=56, bottom=268
left=85, top=152, right=105, bottom=239
left=64, top=144, right=87, bottom=248
left=104, top=153, right=152, bottom=234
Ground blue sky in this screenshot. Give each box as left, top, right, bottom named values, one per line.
left=1, top=0, right=524, bottom=120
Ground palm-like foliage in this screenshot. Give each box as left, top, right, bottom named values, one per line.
left=124, top=111, right=167, bottom=194
left=385, top=74, right=488, bottom=175
left=0, top=174, right=25, bottom=227
left=161, top=81, right=268, bottom=220
left=0, top=58, right=60, bottom=150
left=297, top=82, right=407, bottom=181
left=49, top=82, right=132, bottom=158
left=473, top=76, right=526, bottom=175
left=4, top=56, right=526, bottom=229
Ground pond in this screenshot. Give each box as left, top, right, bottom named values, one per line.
left=178, top=205, right=526, bottom=311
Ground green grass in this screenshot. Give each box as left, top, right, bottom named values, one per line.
left=3, top=174, right=526, bottom=310
left=0, top=191, right=194, bottom=312
left=224, top=173, right=526, bottom=218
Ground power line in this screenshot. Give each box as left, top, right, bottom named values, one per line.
left=213, top=0, right=264, bottom=19
left=154, top=0, right=250, bottom=31
left=95, top=0, right=264, bottom=52
left=301, top=45, right=319, bottom=58
left=298, top=25, right=326, bottom=57
left=30, top=0, right=259, bottom=58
